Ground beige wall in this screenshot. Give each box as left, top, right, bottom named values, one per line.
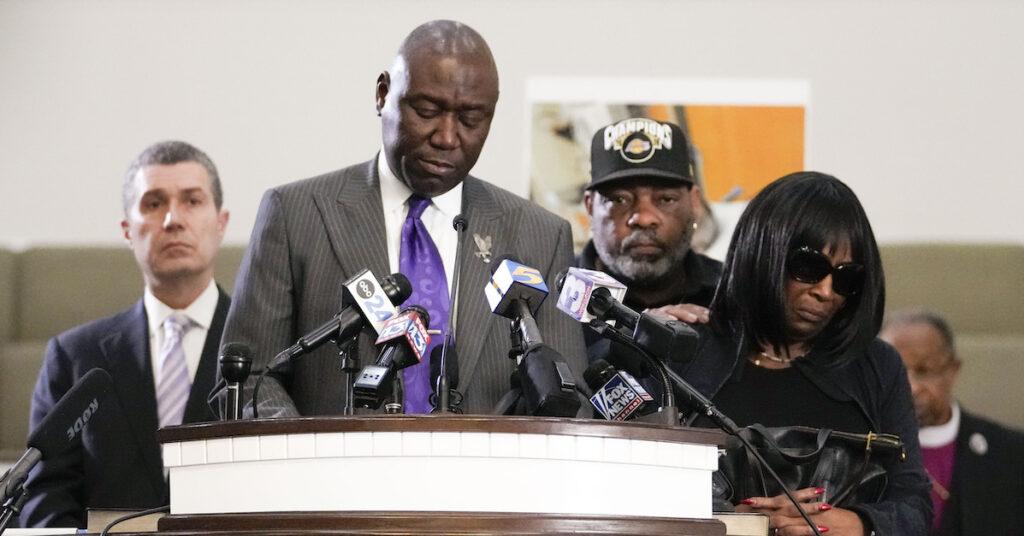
left=0, top=0, right=1022, bottom=249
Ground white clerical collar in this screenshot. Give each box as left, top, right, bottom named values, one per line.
left=144, top=279, right=219, bottom=334
left=377, top=150, right=463, bottom=217
left=918, top=401, right=961, bottom=448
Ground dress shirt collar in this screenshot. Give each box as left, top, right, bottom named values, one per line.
left=377, top=150, right=463, bottom=218
left=918, top=401, right=961, bottom=448
left=144, top=279, right=219, bottom=334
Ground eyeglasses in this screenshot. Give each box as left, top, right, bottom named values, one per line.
left=786, top=246, right=865, bottom=297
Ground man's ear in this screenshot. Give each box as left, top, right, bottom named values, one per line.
left=688, top=184, right=702, bottom=211
left=583, top=190, right=594, bottom=217
left=121, top=219, right=131, bottom=243
left=217, top=209, right=230, bottom=238
left=375, top=71, right=391, bottom=115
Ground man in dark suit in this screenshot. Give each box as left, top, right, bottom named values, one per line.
left=223, top=20, right=586, bottom=417
left=881, top=310, right=1024, bottom=536
left=19, top=141, right=232, bottom=528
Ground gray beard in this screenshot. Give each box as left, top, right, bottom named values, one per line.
left=592, top=229, right=691, bottom=286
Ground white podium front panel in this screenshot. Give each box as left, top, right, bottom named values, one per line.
left=164, top=429, right=719, bottom=519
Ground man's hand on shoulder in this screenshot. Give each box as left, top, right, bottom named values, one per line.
left=645, top=304, right=710, bottom=324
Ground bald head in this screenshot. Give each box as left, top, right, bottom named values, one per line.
left=396, top=20, right=497, bottom=73
left=881, top=309, right=961, bottom=427
left=376, top=20, right=500, bottom=197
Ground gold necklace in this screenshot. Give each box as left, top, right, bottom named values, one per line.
left=752, top=351, right=797, bottom=367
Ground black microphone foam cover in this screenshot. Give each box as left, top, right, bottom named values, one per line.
left=219, top=342, right=253, bottom=384
left=429, top=344, right=460, bottom=390
left=583, top=359, right=617, bottom=391
left=382, top=273, right=413, bottom=305
left=28, top=368, right=113, bottom=457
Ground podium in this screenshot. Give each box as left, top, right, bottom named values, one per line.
left=157, top=415, right=727, bottom=535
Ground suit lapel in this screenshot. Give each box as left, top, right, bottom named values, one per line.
left=99, top=301, right=165, bottom=494
left=314, top=159, right=390, bottom=281
left=455, top=177, right=509, bottom=389
left=183, top=290, right=230, bottom=423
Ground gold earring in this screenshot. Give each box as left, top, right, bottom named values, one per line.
left=692, top=221, right=698, bottom=230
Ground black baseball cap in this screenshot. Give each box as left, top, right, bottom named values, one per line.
left=587, top=118, right=694, bottom=190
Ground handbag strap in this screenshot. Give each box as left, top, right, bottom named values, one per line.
left=744, top=423, right=834, bottom=463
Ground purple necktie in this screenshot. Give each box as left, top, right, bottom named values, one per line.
left=398, top=195, right=450, bottom=413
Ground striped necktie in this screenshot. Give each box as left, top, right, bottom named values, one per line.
left=156, top=314, right=193, bottom=428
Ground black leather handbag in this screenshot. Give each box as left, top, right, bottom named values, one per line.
left=713, top=424, right=907, bottom=507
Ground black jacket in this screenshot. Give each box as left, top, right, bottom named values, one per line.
left=19, top=291, right=229, bottom=528
left=678, top=326, right=932, bottom=536
left=937, top=410, right=1024, bottom=535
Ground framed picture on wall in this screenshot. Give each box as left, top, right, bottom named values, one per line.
left=525, top=77, right=809, bottom=260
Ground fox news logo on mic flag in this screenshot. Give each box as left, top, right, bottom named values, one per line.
left=590, top=374, right=644, bottom=421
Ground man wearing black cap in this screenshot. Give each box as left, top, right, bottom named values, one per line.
left=580, top=118, right=721, bottom=323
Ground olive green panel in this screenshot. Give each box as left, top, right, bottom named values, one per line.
left=0, top=249, right=16, bottom=343
left=15, top=245, right=247, bottom=342
left=881, top=244, right=1024, bottom=336
left=954, top=335, right=1024, bottom=430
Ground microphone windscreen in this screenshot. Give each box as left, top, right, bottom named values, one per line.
left=219, top=342, right=254, bottom=383
left=383, top=272, right=413, bottom=304
left=220, top=342, right=253, bottom=359
left=429, top=343, right=460, bottom=390
left=582, top=359, right=617, bottom=391
left=28, top=368, right=113, bottom=457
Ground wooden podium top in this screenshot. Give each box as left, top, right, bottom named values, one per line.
left=158, top=414, right=726, bottom=446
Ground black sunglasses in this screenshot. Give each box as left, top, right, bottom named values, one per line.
left=786, top=246, right=865, bottom=297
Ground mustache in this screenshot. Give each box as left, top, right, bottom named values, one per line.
left=620, top=230, right=666, bottom=251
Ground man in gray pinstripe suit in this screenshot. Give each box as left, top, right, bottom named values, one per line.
left=221, top=20, right=587, bottom=416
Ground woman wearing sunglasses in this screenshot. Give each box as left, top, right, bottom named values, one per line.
left=681, top=172, right=931, bottom=535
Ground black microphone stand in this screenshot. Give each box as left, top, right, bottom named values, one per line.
left=0, top=483, right=28, bottom=534
left=336, top=336, right=360, bottom=416
left=434, top=215, right=467, bottom=414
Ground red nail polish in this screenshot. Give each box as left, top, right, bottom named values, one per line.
left=818, top=503, right=832, bottom=511
left=818, top=526, right=830, bottom=533
left=740, top=499, right=754, bottom=505
left=814, top=487, right=826, bottom=495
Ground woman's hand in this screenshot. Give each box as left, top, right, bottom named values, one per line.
left=735, top=487, right=865, bottom=535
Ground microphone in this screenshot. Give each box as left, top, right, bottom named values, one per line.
left=485, top=258, right=581, bottom=417
left=269, top=271, right=412, bottom=370
left=1, top=369, right=113, bottom=505
left=584, top=359, right=654, bottom=421
left=555, top=267, right=627, bottom=323
left=218, top=342, right=253, bottom=420
left=429, top=344, right=462, bottom=413
left=555, top=269, right=699, bottom=363
left=434, top=214, right=467, bottom=413
left=352, top=305, right=431, bottom=409
left=485, top=257, right=549, bottom=356
left=517, top=344, right=582, bottom=417
left=250, top=270, right=412, bottom=418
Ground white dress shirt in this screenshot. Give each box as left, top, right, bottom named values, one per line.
left=918, top=401, right=961, bottom=448
left=377, top=151, right=462, bottom=292
left=144, top=280, right=219, bottom=388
